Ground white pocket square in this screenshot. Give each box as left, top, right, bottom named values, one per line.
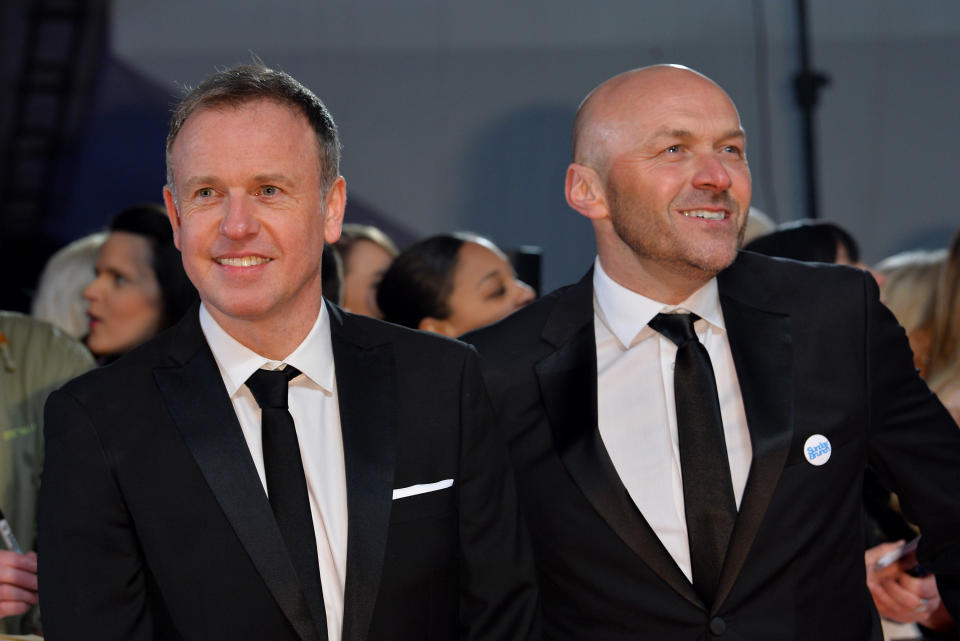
left=392, top=479, right=454, bottom=500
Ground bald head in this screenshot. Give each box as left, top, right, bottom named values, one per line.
left=571, top=65, right=740, bottom=173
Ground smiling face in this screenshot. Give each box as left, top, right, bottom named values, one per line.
left=567, top=66, right=751, bottom=302
left=432, top=240, right=535, bottom=337
left=163, top=99, right=344, bottom=353
left=83, top=232, right=164, bottom=357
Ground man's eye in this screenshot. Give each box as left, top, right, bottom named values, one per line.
left=665, top=145, right=681, bottom=154
left=113, top=274, right=126, bottom=286
left=723, top=145, right=743, bottom=156
left=261, top=185, right=279, bottom=196
left=197, top=188, right=214, bottom=198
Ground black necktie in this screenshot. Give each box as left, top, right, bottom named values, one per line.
left=648, top=312, right=737, bottom=604
left=246, top=367, right=328, bottom=639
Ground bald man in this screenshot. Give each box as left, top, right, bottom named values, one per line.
left=464, top=65, right=960, bottom=640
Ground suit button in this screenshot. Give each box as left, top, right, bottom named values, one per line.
left=709, top=616, right=726, bottom=635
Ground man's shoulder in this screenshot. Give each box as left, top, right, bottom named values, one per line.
left=463, top=276, right=591, bottom=359
left=332, top=307, right=476, bottom=361
left=723, top=250, right=873, bottom=309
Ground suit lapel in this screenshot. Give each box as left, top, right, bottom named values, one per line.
left=714, top=257, right=794, bottom=611
left=536, top=272, right=702, bottom=608
left=154, top=310, right=321, bottom=641
left=328, top=304, right=397, bottom=641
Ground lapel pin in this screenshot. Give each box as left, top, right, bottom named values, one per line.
left=803, top=434, right=832, bottom=466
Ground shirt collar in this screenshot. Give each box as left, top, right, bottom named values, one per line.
left=593, top=256, right=725, bottom=347
left=199, top=303, right=335, bottom=397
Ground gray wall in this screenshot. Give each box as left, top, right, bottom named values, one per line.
left=112, top=0, right=960, bottom=291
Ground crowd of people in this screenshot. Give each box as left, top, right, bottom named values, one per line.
left=0, top=61, right=959, bottom=641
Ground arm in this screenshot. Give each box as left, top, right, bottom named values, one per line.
left=863, top=272, right=960, bottom=627
left=39, top=389, right=155, bottom=641
left=457, top=348, right=540, bottom=641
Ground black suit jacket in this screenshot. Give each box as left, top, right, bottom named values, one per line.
left=39, top=303, right=539, bottom=641
left=465, top=251, right=960, bottom=641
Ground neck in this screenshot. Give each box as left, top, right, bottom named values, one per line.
left=596, top=237, right=712, bottom=306
left=206, top=300, right=323, bottom=361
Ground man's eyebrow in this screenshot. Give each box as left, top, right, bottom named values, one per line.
left=252, top=173, right=293, bottom=185
left=182, top=175, right=218, bottom=189
left=647, top=128, right=745, bottom=142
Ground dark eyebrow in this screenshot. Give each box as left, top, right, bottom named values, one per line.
left=252, top=173, right=293, bottom=185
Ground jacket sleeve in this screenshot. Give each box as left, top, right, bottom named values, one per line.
left=39, top=388, right=156, bottom=641
left=457, top=347, right=541, bottom=641
left=862, top=271, right=960, bottom=624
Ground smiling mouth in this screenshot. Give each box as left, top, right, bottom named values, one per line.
left=215, top=256, right=272, bottom=267
left=680, top=209, right=727, bottom=220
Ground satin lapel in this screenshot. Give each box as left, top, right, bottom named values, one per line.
left=329, top=305, right=397, bottom=641
left=714, top=286, right=794, bottom=612
left=154, top=315, right=320, bottom=641
left=536, top=274, right=702, bottom=608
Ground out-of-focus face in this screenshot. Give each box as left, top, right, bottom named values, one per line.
left=83, top=232, right=163, bottom=357
left=163, top=99, right=344, bottom=343
left=432, top=241, right=535, bottom=337
left=568, top=67, right=751, bottom=301
left=341, top=239, right=394, bottom=318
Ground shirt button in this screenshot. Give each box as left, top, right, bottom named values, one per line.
left=709, top=616, right=726, bottom=636
left=671, top=362, right=676, bottom=370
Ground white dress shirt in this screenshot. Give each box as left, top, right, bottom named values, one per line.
left=200, top=304, right=346, bottom=641
left=593, top=258, right=752, bottom=583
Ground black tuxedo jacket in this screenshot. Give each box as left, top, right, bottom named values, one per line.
left=39, top=303, right=538, bottom=641
left=465, top=251, right=960, bottom=641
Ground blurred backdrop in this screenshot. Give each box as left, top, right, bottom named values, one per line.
left=2, top=0, right=959, bottom=309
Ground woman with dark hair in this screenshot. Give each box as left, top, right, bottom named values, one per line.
left=377, top=232, right=534, bottom=337
left=82, top=204, right=198, bottom=360
left=743, top=218, right=861, bottom=264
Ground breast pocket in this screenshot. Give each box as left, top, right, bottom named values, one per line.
left=390, top=485, right=456, bottom=524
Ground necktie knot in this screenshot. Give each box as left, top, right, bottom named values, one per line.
left=649, top=312, right=700, bottom=346
left=246, top=366, right=301, bottom=409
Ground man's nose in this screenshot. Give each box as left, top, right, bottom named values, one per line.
left=692, top=154, right=733, bottom=192
left=220, top=194, right=260, bottom=239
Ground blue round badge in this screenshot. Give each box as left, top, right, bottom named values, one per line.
left=803, top=434, right=832, bottom=466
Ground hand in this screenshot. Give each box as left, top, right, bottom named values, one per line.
left=0, top=549, right=38, bottom=618
left=865, top=542, right=954, bottom=632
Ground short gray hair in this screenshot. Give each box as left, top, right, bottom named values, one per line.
left=165, top=63, right=341, bottom=196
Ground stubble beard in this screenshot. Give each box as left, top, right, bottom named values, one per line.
left=607, top=184, right=745, bottom=282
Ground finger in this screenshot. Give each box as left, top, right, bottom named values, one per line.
left=0, top=550, right=38, bottom=573
left=875, top=578, right=923, bottom=621
left=898, top=573, right=940, bottom=599
left=0, top=564, right=39, bottom=591
left=869, top=579, right=913, bottom=621
left=0, top=584, right=38, bottom=603
left=0, top=599, right=33, bottom=617
left=866, top=540, right=906, bottom=564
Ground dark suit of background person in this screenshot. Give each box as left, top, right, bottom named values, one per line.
left=37, top=64, right=538, bottom=641
left=464, top=65, right=960, bottom=640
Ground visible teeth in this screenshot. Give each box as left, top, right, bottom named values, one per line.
left=216, top=256, right=272, bottom=267
left=682, top=209, right=725, bottom=220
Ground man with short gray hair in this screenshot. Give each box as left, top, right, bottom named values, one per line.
left=39, top=63, right=538, bottom=641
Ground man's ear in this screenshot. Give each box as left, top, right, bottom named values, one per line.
left=323, top=176, right=347, bottom=244
left=565, top=163, right=608, bottom=221
left=162, top=186, right=182, bottom=250
left=418, top=317, right=458, bottom=337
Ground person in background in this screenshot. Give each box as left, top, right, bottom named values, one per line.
left=875, top=249, right=946, bottom=378
left=926, top=230, right=960, bottom=422
left=83, top=204, right=198, bottom=362
left=0, top=312, right=94, bottom=635
left=333, top=223, right=398, bottom=318
left=377, top=232, right=535, bottom=337
left=31, top=232, right=107, bottom=340
left=321, top=243, right=344, bottom=306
